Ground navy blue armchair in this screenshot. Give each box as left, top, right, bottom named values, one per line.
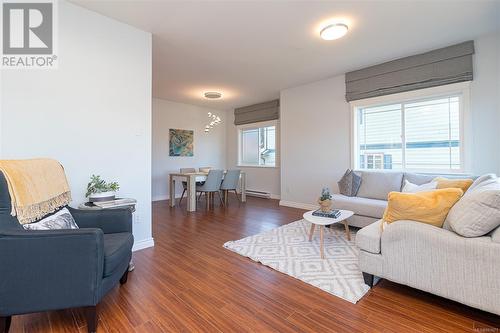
left=0, top=172, right=133, bottom=333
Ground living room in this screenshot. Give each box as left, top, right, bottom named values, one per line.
left=1, top=0, right=499, bottom=332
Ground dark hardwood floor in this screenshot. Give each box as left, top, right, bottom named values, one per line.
left=10, top=197, right=500, bottom=332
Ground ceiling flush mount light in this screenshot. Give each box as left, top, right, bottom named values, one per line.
left=204, top=91, right=222, bottom=99
left=320, top=23, right=348, bottom=40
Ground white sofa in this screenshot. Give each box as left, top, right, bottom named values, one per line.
left=349, top=170, right=500, bottom=316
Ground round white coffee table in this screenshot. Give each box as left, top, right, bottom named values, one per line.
left=303, top=210, right=354, bottom=259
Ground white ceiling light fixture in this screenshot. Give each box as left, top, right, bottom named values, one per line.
left=204, top=91, right=222, bottom=99
left=320, top=23, right=348, bottom=40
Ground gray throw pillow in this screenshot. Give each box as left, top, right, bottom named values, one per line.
left=338, top=169, right=362, bottom=197
left=446, top=179, right=500, bottom=237
left=23, top=207, right=79, bottom=230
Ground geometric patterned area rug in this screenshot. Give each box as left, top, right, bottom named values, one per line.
left=223, top=219, right=370, bottom=304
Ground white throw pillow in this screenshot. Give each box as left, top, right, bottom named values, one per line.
left=446, top=179, right=500, bottom=237
left=23, top=207, right=79, bottom=230
left=402, top=179, right=437, bottom=193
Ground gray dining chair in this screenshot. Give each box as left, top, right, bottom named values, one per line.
left=179, top=168, right=196, bottom=206
left=220, top=169, right=241, bottom=206
left=196, top=169, right=224, bottom=209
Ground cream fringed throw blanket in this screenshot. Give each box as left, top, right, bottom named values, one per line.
left=0, top=159, right=72, bottom=224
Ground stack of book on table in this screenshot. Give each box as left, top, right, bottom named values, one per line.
left=312, top=209, right=341, bottom=219
left=93, top=198, right=137, bottom=209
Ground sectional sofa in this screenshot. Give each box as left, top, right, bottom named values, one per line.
left=333, top=170, right=465, bottom=228
left=334, top=170, right=500, bottom=316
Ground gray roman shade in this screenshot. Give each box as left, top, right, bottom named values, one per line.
left=234, top=99, right=279, bottom=125
left=345, top=41, right=474, bottom=102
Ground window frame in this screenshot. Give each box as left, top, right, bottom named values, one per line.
left=237, top=120, right=279, bottom=168
left=350, top=82, right=471, bottom=174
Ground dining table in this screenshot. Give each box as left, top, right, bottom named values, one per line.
left=169, top=171, right=246, bottom=212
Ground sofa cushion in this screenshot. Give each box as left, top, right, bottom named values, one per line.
left=404, top=173, right=476, bottom=186
left=402, top=179, right=437, bottom=193
left=356, top=219, right=382, bottom=254
left=446, top=179, right=500, bottom=237
left=356, top=171, right=403, bottom=200
left=337, top=169, right=362, bottom=197
left=103, top=232, right=133, bottom=277
left=435, top=177, right=473, bottom=193
left=23, top=208, right=79, bottom=230
left=383, top=188, right=463, bottom=228
left=467, top=173, right=497, bottom=192
left=332, top=194, right=387, bottom=219
left=403, top=173, right=436, bottom=185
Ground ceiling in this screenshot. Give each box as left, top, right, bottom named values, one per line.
left=71, top=1, right=500, bottom=111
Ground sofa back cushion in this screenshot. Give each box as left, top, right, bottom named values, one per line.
left=403, top=172, right=475, bottom=186
left=446, top=178, right=500, bottom=237
left=356, top=171, right=403, bottom=200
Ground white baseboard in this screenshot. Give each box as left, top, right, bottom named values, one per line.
left=152, top=194, right=181, bottom=202
left=132, top=237, right=155, bottom=252
left=270, top=194, right=281, bottom=200
left=279, top=200, right=318, bottom=211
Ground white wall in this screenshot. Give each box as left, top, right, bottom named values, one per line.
left=280, top=75, right=349, bottom=207
left=226, top=113, right=281, bottom=198
left=152, top=98, right=226, bottom=201
left=470, top=32, right=500, bottom=175
left=0, top=1, right=153, bottom=250
left=280, top=31, right=500, bottom=207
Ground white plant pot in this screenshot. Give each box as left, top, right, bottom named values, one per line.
left=89, top=191, right=116, bottom=202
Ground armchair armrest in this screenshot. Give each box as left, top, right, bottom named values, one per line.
left=68, top=206, right=132, bottom=234
left=0, top=228, right=104, bottom=316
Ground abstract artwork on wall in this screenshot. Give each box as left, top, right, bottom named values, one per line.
left=169, top=129, right=194, bottom=157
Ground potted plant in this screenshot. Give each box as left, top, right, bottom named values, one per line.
left=86, top=175, right=120, bottom=202
left=318, top=187, right=333, bottom=212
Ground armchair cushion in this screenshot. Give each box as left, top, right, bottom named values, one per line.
left=103, top=232, right=133, bottom=277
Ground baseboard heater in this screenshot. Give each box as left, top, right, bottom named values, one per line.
left=246, top=189, right=271, bottom=199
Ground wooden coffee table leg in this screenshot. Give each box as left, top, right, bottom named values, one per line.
left=344, top=220, right=351, bottom=241
left=308, top=223, right=316, bottom=241
left=320, top=226, right=324, bottom=259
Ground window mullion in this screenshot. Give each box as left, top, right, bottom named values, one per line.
left=401, top=103, right=406, bottom=170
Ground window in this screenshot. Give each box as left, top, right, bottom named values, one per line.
left=239, top=123, right=276, bottom=167
left=353, top=88, right=466, bottom=172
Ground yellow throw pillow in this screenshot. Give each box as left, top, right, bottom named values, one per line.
left=434, top=177, right=473, bottom=193
left=383, top=188, right=464, bottom=228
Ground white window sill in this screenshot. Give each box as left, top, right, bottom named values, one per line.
left=237, top=164, right=279, bottom=169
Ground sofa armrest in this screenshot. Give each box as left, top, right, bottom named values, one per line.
left=68, top=206, right=132, bottom=234
left=381, top=220, right=497, bottom=255
left=0, top=228, right=104, bottom=316
left=356, top=219, right=383, bottom=254
left=380, top=220, right=500, bottom=314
